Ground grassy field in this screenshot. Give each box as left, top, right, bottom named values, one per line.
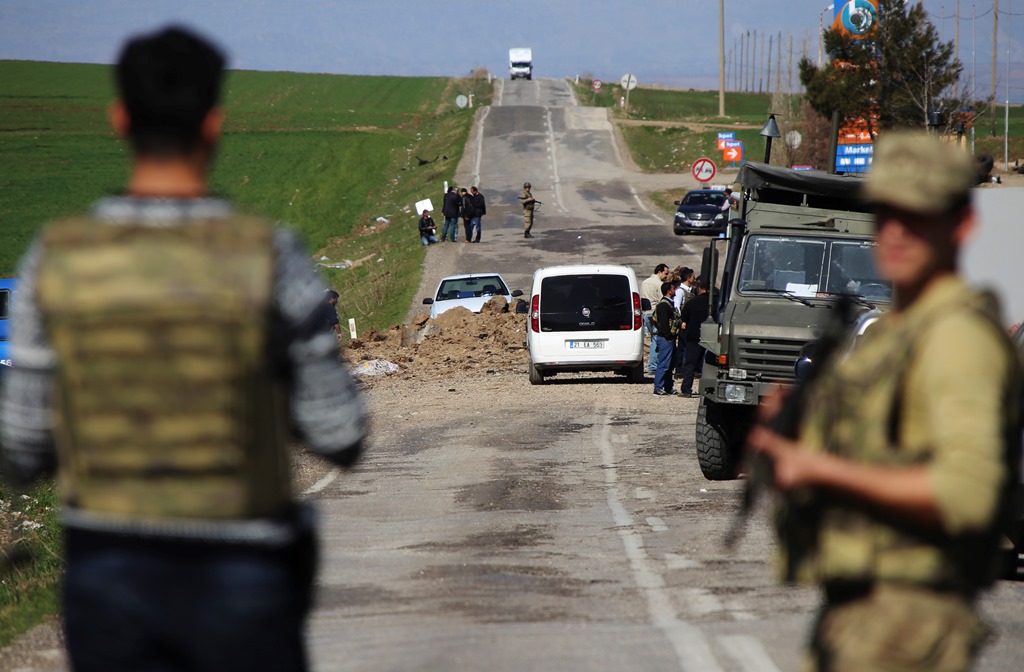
left=0, top=59, right=490, bottom=646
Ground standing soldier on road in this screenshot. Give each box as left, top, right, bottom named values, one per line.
left=519, top=181, right=540, bottom=239
left=747, top=131, right=1022, bottom=672
left=0, top=26, right=367, bottom=672
left=459, top=187, right=474, bottom=243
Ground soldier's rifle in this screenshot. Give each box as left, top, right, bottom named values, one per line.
left=723, top=296, right=855, bottom=555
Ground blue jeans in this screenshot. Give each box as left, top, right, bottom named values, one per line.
left=469, top=216, right=482, bottom=242
left=654, top=335, right=675, bottom=393
left=441, top=217, right=459, bottom=241
left=644, top=313, right=658, bottom=372
left=63, top=528, right=313, bottom=672
left=421, top=233, right=438, bottom=246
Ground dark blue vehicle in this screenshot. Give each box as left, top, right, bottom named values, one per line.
left=672, top=188, right=730, bottom=235
left=0, top=277, right=16, bottom=371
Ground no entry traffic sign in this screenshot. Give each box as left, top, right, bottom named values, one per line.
left=592, top=79, right=603, bottom=92
left=691, top=157, right=717, bottom=183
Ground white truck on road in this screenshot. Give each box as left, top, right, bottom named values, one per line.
left=509, top=48, right=533, bottom=80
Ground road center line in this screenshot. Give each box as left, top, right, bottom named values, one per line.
left=599, top=415, right=724, bottom=672
left=302, top=468, right=338, bottom=496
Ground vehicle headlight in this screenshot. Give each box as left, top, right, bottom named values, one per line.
left=714, top=213, right=725, bottom=221
left=724, top=383, right=752, bottom=403
left=728, top=368, right=747, bottom=380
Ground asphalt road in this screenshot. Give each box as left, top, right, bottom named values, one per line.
left=305, top=78, right=1024, bottom=672
left=3, top=78, right=1021, bottom=672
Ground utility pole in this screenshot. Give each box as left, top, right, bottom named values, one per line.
left=776, top=31, right=783, bottom=95
left=992, top=0, right=998, bottom=137
left=954, top=0, right=960, bottom=96
left=788, top=35, right=794, bottom=94
left=719, top=0, right=726, bottom=117
left=759, top=30, right=766, bottom=94
left=1006, top=0, right=1011, bottom=171
left=740, top=33, right=746, bottom=92
left=767, top=34, right=773, bottom=96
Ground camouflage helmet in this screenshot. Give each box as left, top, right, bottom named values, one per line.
left=863, top=130, right=976, bottom=215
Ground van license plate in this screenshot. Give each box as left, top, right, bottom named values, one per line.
left=568, top=340, right=605, bottom=349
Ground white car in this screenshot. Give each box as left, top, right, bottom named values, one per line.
left=525, top=265, right=646, bottom=384
left=422, top=273, right=523, bottom=319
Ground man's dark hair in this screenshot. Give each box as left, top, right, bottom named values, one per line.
left=660, top=281, right=674, bottom=296
left=680, top=267, right=694, bottom=282
left=696, top=275, right=709, bottom=290
left=325, top=289, right=340, bottom=300
left=115, top=26, right=226, bottom=156
left=654, top=263, right=669, bottom=274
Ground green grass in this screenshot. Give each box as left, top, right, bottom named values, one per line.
left=0, top=59, right=490, bottom=646
left=572, top=79, right=1024, bottom=173
left=0, top=482, right=63, bottom=648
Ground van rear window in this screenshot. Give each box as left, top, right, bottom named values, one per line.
left=539, top=275, right=632, bottom=331
left=0, top=290, right=9, bottom=319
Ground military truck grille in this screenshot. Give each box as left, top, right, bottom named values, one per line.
left=735, top=337, right=805, bottom=382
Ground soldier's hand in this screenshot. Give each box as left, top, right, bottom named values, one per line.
left=746, top=426, right=815, bottom=493
left=756, top=384, right=791, bottom=424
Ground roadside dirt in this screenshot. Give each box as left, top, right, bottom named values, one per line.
left=345, top=296, right=529, bottom=384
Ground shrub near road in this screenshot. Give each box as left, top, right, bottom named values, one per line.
left=0, top=59, right=490, bottom=647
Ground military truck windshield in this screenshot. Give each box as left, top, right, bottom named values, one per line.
left=737, top=234, right=891, bottom=302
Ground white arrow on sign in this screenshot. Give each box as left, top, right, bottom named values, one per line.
left=620, top=73, right=638, bottom=91
left=723, top=147, right=742, bottom=161
left=691, top=157, right=717, bottom=183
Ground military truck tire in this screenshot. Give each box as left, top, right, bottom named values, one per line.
left=628, top=365, right=645, bottom=384
left=696, top=400, right=740, bottom=481
left=528, top=360, right=545, bottom=385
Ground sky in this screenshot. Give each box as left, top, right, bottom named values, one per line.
left=0, top=0, right=1021, bottom=102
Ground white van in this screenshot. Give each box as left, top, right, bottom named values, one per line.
left=525, top=265, right=646, bottom=385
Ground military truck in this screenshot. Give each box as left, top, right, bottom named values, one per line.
left=693, top=162, right=890, bottom=480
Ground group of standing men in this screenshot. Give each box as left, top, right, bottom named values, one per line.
left=640, top=263, right=709, bottom=397
left=419, top=182, right=540, bottom=245
left=429, top=185, right=487, bottom=244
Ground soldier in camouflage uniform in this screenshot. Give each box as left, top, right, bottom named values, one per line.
left=747, top=131, right=1022, bottom=672
left=519, top=181, right=539, bottom=238
left=0, top=27, right=366, bottom=672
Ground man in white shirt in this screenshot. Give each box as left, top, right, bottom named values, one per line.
left=640, top=263, right=670, bottom=374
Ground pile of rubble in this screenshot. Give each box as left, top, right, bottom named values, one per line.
left=343, top=297, right=529, bottom=382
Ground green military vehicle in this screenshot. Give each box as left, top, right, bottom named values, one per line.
left=693, top=162, right=891, bottom=480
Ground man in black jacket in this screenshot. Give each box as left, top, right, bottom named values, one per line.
left=469, top=186, right=486, bottom=242
left=459, top=188, right=474, bottom=243
left=678, top=276, right=710, bottom=397
left=440, top=186, right=460, bottom=242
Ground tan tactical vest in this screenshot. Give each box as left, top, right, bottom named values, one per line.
left=36, top=215, right=292, bottom=521
left=782, top=283, right=1021, bottom=590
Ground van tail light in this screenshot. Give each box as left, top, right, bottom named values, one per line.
left=632, top=292, right=642, bottom=330
left=530, top=294, right=540, bottom=333
left=718, top=354, right=727, bottom=366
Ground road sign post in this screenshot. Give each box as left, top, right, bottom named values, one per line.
left=620, top=73, right=637, bottom=111
left=691, top=157, right=717, bottom=184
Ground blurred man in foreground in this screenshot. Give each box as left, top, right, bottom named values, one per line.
left=0, top=26, right=366, bottom=672
left=748, top=131, right=1021, bottom=672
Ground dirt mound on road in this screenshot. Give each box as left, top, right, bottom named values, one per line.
left=344, top=296, right=529, bottom=382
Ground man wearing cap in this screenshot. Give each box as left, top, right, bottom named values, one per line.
left=519, top=182, right=539, bottom=239
left=748, top=131, right=1021, bottom=671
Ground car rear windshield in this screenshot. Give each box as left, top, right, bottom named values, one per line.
left=539, top=274, right=633, bottom=331
left=682, top=192, right=725, bottom=207
left=437, top=276, right=508, bottom=300
left=0, top=290, right=9, bottom=319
